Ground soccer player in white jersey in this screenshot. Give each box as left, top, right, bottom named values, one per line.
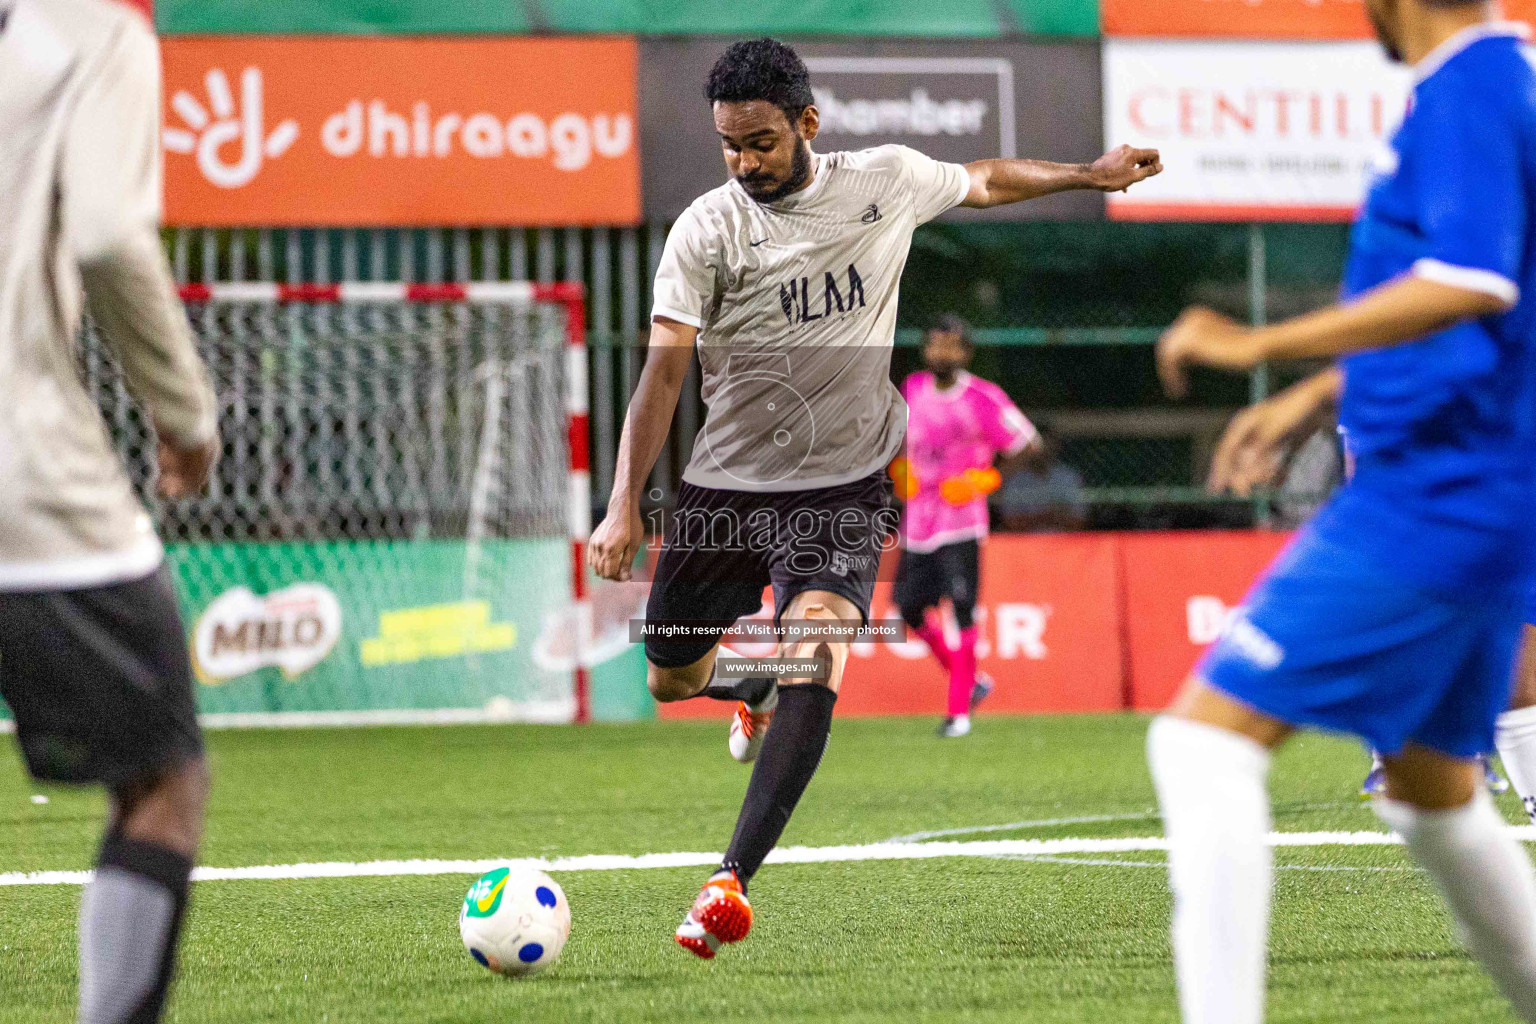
left=587, top=37, right=1161, bottom=959
left=0, top=2, right=220, bottom=1021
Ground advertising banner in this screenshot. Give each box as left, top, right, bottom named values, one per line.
left=159, top=37, right=641, bottom=227
left=641, top=38, right=1106, bottom=222
left=167, top=538, right=580, bottom=722
left=1120, top=530, right=1293, bottom=712
left=659, top=534, right=1127, bottom=719
left=156, top=0, right=1101, bottom=39
left=1103, top=39, right=1412, bottom=221
left=1103, top=0, right=1536, bottom=39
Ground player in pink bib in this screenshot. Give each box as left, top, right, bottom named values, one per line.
left=892, top=317, right=1039, bottom=737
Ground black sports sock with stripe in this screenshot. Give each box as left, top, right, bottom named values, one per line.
left=719, top=683, right=837, bottom=890
left=697, top=674, right=775, bottom=706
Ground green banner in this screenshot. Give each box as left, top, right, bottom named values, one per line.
left=173, top=538, right=568, bottom=719
left=156, top=0, right=1098, bottom=37
left=2, top=539, right=651, bottom=727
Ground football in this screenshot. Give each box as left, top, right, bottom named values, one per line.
left=459, top=866, right=571, bottom=977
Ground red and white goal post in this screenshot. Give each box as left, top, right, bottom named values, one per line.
left=158, top=281, right=595, bottom=725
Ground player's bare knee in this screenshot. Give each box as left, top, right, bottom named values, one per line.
left=779, top=601, right=854, bottom=692
left=1381, top=745, right=1478, bottom=811
left=113, top=757, right=210, bottom=854
left=782, top=639, right=850, bottom=692
left=174, top=757, right=212, bottom=813
left=647, top=659, right=711, bottom=703
left=1164, top=677, right=1293, bottom=749
left=148, top=758, right=208, bottom=824
left=1510, top=625, right=1536, bottom=709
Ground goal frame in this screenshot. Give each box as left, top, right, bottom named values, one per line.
left=176, top=280, right=594, bottom=725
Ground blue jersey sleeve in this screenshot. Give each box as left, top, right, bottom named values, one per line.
left=1411, top=82, right=1527, bottom=304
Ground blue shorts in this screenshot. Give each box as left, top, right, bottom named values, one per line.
left=1200, top=526, right=1524, bottom=759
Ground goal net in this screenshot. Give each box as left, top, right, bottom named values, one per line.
left=81, top=282, right=590, bottom=726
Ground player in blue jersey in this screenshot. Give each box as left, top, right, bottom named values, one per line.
left=1207, top=375, right=1518, bottom=801
left=1152, top=3, right=1536, bottom=1021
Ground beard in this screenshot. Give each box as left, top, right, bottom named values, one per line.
left=924, top=356, right=965, bottom=382
left=738, top=137, right=813, bottom=204
left=1367, top=2, right=1404, bottom=63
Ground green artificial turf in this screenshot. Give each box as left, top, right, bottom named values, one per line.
left=0, top=716, right=1526, bottom=1022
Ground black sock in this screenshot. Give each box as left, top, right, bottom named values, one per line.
left=720, top=683, right=837, bottom=889
left=79, top=833, right=193, bottom=1024
left=697, top=674, right=775, bottom=706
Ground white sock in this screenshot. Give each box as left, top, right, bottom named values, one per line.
left=1376, top=792, right=1536, bottom=1020
left=1498, top=707, right=1536, bottom=823
left=79, top=867, right=177, bottom=1024
left=1148, top=716, right=1273, bottom=1024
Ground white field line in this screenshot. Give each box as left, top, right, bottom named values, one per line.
left=6, top=827, right=1533, bottom=888
left=1000, top=854, right=1422, bottom=874
left=884, top=802, right=1353, bottom=844
left=886, top=811, right=1163, bottom=842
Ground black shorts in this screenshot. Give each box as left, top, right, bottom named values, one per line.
left=893, top=539, right=981, bottom=619
left=644, top=469, right=897, bottom=668
left=0, top=567, right=204, bottom=786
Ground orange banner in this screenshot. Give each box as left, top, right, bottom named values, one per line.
left=659, top=534, right=1127, bottom=720
left=159, top=37, right=641, bottom=227
left=1103, top=0, right=1536, bottom=39
left=1120, top=530, right=1293, bottom=711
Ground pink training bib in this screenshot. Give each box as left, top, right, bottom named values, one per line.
left=900, top=371, right=1036, bottom=553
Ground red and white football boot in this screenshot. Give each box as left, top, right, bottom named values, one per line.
left=727, top=684, right=778, bottom=763
left=674, top=870, right=753, bottom=959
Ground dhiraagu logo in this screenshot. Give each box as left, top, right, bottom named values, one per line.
left=463, top=867, right=510, bottom=919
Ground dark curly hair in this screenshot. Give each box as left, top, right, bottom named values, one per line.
left=927, top=314, right=974, bottom=348
left=705, top=39, right=815, bottom=128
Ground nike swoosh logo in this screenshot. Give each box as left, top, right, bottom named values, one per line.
left=749, top=239, right=767, bottom=247
left=476, top=876, right=508, bottom=913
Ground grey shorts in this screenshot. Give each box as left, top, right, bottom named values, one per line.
left=0, top=566, right=203, bottom=785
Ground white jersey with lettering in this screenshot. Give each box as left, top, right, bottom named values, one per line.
left=0, top=0, right=216, bottom=590
left=651, top=144, right=969, bottom=492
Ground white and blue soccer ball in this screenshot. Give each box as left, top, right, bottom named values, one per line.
left=459, top=865, right=571, bottom=976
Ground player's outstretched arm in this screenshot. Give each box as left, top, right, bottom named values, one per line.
left=588, top=317, right=696, bottom=582
left=1156, top=276, right=1512, bottom=398
left=1208, top=367, right=1343, bottom=497
left=960, top=145, right=1162, bottom=208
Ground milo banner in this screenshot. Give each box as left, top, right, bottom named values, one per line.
left=0, top=539, right=649, bottom=728
left=173, top=538, right=650, bottom=724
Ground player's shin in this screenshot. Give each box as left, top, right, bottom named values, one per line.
left=1497, top=706, right=1536, bottom=824
left=1148, top=715, right=1273, bottom=1024
left=913, top=611, right=953, bottom=672
left=1375, top=792, right=1536, bottom=1020
left=947, top=625, right=978, bottom=719
left=720, top=671, right=840, bottom=884
left=78, top=831, right=194, bottom=1024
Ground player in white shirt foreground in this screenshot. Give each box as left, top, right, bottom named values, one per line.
left=587, top=37, right=1160, bottom=959
left=0, top=2, right=220, bottom=1022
